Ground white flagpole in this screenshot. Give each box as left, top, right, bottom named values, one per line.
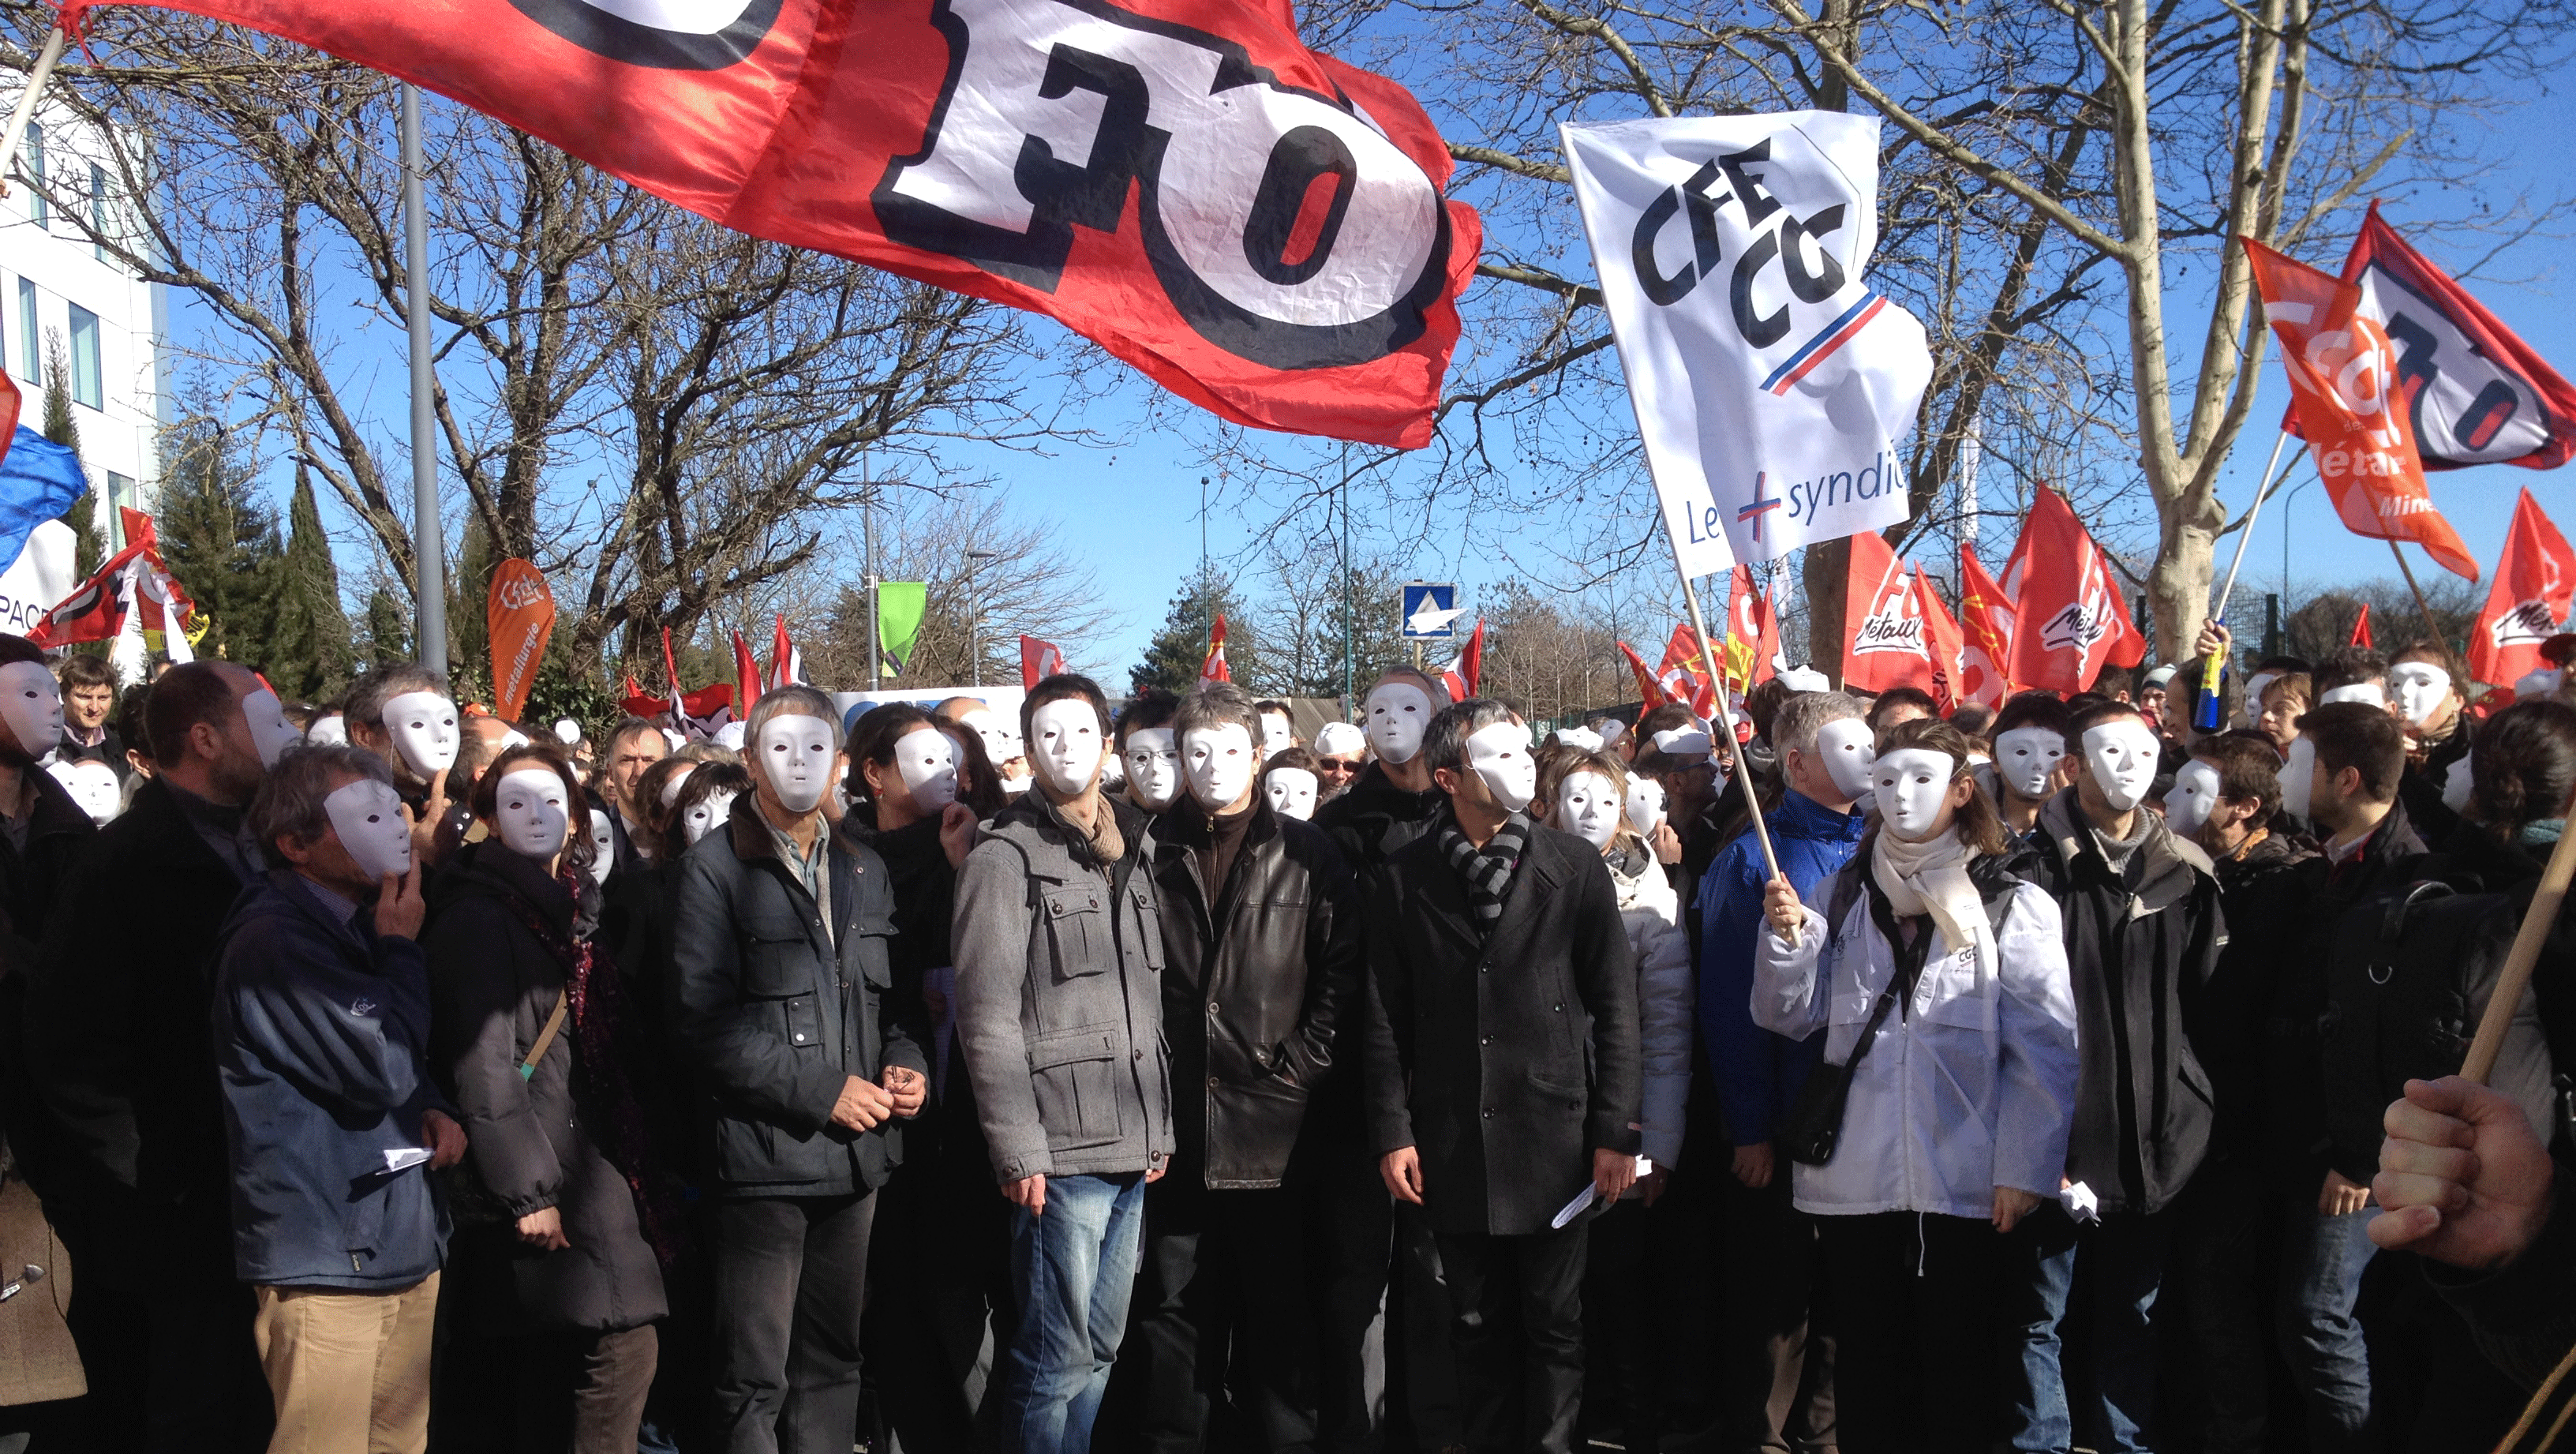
left=0, top=29, right=66, bottom=200
left=2211, top=429, right=2305, bottom=628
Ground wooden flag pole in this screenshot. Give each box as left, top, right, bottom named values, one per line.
left=1668, top=538, right=1784, bottom=883
left=2458, top=790, right=2576, bottom=1085
left=0, top=29, right=68, bottom=201
left=2384, top=539, right=2447, bottom=647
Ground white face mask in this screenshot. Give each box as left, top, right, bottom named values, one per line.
left=1365, top=684, right=1434, bottom=764
left=2278, top=737, right=2318, bottom=819
left=1556, top=770, right=1623, bottom=850
left=758, top=714, right=837, bottom=815
left=554, top=718, right=582, bottom=747
left=1466, top=721, right=1537, bottom=813
left=242, top=688, right=302, bottom=769
left=2320, top=682, right=2387, bottom=709
left=588, top=808, right=616, bottom=886
left=2241, top=672, right=2281, bottom=725
left=306, top=714, right=348, bottom=747
left=1872, top=748, right=1958, bottom=842
left=1122, top=726, right=1182, bottom=811
left=0, top=661, right=61, bottom=758
left=1028, top=700, right=1105, bottom=797
left=682, top=790, right=736, bottom=845
left=659, top=763, right=697, bottom=805
left=2390, top=663, right=2454, bottom=728
left=1182, top=722, right=1259, bottom=809
left=2163, top=760, right=2224, bottom=838
left=2083, top=720, right=2162, bottom=813
left=893, top=727, right=959, bottom=811
left=324, top=778, right=412, bottom=881
left=1260, top=714, right=1295, bottom=759
left=492, top=766, right=571, bottom=861
left=2442, top=751, right=2474, bottom=814
left=964, top=710, right=1022, bottom=774
left=47, top=759, right=118, bottom=824
left=1814, top=717, right=1877, bottom=801
left=1994, top=726, right=2067, bottom=800
left=1625, top=777, right=1666, bottom=836
left=1554, top=726, right=1605, bottom=753
left=381, top=691, right=460, bottom=777
left=1265, top=766, right=1319, bottom=820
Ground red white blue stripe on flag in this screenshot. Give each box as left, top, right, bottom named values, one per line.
left=1760, top=290, right=1889, bottom=395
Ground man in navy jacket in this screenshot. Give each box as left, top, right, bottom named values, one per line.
left=213, top=745, right=462, bottom=1454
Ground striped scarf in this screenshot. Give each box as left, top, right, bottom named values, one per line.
left=1440, top=812, right=1530, bottom=936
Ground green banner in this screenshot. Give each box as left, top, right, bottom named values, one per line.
left=878, top=582, right=927, bottom=675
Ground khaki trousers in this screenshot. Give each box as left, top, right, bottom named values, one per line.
left=253, top=1272, right=441, bottom=1454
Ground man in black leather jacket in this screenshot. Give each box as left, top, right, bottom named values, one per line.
left=1132, top=684, right=1364, bottom=1452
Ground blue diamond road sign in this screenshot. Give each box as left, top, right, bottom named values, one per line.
left=1401, top=583, right=1460, bottom=640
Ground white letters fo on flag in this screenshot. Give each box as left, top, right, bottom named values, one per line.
left=1564, top=113, right=1932, bottom=569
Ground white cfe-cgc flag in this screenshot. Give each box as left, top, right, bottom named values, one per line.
left=1564, top=112, right=1934, bottom=571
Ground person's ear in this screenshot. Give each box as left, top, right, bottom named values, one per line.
left=190, top=718, right=226, bottom=763
left=859, top=758, right=893, bottom=799
left=1431, top=766, right=1461, bottom=797
left=274, top=831, right=314, bottom=868
left=1947, top=775, right=1976, bottom=811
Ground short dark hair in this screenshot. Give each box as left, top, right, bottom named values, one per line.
left=2254, top=654, right=2312, bottom=676
left=2314, top=646, right=2389, bottom=699
left=117, top=680, right=153, bottom=762
left=2297, top=700, right=2406, bottom=802
left=146, top=661, right=249, bottom=770
left=1634, top=703, right=1699, bottom=740
left=661, top=760, right=752, bottom=860
left=1262, top=744, right=1323, bottom=793
left=1745, top=677, right=1796, bottom=744
left=1020, top=673, right=1110, bottom=747
left=1874, top=717, right=2007, bottom=856
left=1114, top=691, right=1178, bottom=747
left=470, top=744, right=597, bottom=875
left=0, top=634, right=42, bottom=671
left=345, top=664, right=450, bottom=729
left=2468, top=700, right=2576, bottom=834
left=844, top=703, right=1003, bottom=818
left=2062, top=699, right=2149, bottom=755
left=631, top=757, right=695, bottom=846
left=57, top=654, right=114, bottom=692
left=1949, top=702, right=1996, bottom=740
left=1991, top=691, right=2070, bottom=740
left=605, top=716, right=665, bottom=758
left=250, top=744, right=392, bottom=869
left=1253, top=698, right=1293, bottom=720
left=1866, top=686, right=1938, bottom=730
left=1175, top=683, right=1264, bottom=743
left=2192, top=731, right=2287, bottom=819
left=1423, top=697, right=1518, bottom=778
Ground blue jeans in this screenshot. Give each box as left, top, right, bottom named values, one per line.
left=2275, top=1198, right=2379, bottom=1453
left=2001, top=1206, right=2170, bottom=1453
left=1000, top=1171, right=1148, bottom=1454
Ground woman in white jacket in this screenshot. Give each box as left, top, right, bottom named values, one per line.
left=1754, top=718, right=2080, bottom=1454
left=1537, top=745, right=1693, bottom=1445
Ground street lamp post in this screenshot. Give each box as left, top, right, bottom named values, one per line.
left=966, top=549, right=999, bottom=689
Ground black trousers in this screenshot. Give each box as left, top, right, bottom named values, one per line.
left=1815, top=1211, right=1999, bottom=1454
left=1134, top=1179, right=1320, bottom=1452
left=56, top=1207, right=272, bottom=1454
left=865, top=1107, right=1015, bottom=1452
left=709, top=1190, right=876, bottom=1454
left=1305, top=1145, right=1391, bottom=1454
left=1435, top=1220, right=1589, bottom=1454
left=1715, top=1164, right=1837, bottom=1454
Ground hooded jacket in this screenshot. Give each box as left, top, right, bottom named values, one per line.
left=1752, top=853, right=2080, bottom=1220
left=951, top=791, right=1173, bottom=1184
left=1698, top=789, right=1867, bottom=1149
left=2023, top=788, right=2228, bottom=1216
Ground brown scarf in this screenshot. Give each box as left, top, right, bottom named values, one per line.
left=1050, top=786, right=1127, bottom=864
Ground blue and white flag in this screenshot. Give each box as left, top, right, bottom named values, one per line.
left=1563, top=112, right=1931, bottom=568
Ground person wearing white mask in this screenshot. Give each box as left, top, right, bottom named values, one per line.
left=1113, top=694, right=1185, bottom=816
left=1978, top=692, right=2076, bottom=843
left=669, top=686, right=930, bottom=1454
left=0, top=640, right=89, bottom=916
left=1259, top=746, right=1324, bottom=822
left=1753, top=717, right=2078, bottom=1454
left=2387, top=642, right=2472, bottom=846
left=1317, top=666, right=1453, bottom=874
left=1130, top=684, right=1361, bottom=1451
left=1694, top=690, right=1871, bottom=1452
left=23, top=660, right=284, bottom=1448
left=951, top=673, right=1173, bottom=1452
left=423, top=746, right=671, bottom=1451
left=1357, top=697, right=1642, bottom=1454
left=1255, top=699, right=1299, bottom=760
left=346, top=664, right=463, bottom=867
left=2007, top=701, right=2228, bottom=1454
left=2311, top=646, right=2391, bottom=713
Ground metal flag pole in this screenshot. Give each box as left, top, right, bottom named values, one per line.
left=864, top=453, right=881, bottom=691
left=402, top=84, right=448, bottom=672
left=2210, top=429, right=2303, bottom=628
left=0, top=28, right=66, bottom=197
left=1667, top=537, right=1784, bottom=883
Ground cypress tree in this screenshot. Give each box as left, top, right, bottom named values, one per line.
left=41, top=331, right=101, bottom=580
left=155, top=417, right=283, bottom=667
left=264, top=464, right=354, bottom=701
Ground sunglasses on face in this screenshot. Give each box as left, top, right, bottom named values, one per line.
left=1317, top=758, right=1362, bottom=778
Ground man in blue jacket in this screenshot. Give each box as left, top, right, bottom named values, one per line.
left=213, top=744, right=463, bottom=1454
left=1695, top=688, right=1868, bottom=1454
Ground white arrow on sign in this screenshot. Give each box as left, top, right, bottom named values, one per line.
left=1406, top=600, right=1466, bottom=636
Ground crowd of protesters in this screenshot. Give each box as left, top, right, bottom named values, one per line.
left=0, top=624, right=2564, bottom=1454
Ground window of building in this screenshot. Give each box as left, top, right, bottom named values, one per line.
left=90, top=163, right=107, bottom=261
left=24, top=121, right=44, bottom=227
left=106, top=471, right=135, bottom=549
left=67, top=304, right=100, bottom=410
left=15, top=279, right=34, bottom=385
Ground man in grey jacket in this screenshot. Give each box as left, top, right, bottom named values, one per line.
left=953, top=673, right=1173, bottom=1454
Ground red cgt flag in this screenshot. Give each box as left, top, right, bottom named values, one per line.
left=1720, top=565, right=1780, bottom=696
left=1020, top=634, right=1066, bottom=689
left=1199, top=616, right=1230, bottom=684
left=1655, top=620, right=1716, bottom=714
left=1955, top=545, right=2016, bottom=710
left=2007, top=485, right=2146, bottom=695
left=2349, top=602, right=2372, bottom=649
left=2469, top=487, right=2576, bottom=687
left=2244, top=237, right=2478, bottom=581
left=62, top=0, right=1478, bottom=448
left=1617, top=640, right=1673, bottom=708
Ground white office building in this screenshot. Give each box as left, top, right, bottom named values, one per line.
left=0, top=97, right=167, bottom=556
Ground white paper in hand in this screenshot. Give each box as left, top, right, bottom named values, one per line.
left=384, top=1147, right=432, bottom=1175
left=2058, top=1180, right=2100, bottom=1225
left=1552, top=1157, right=1655, bottom=1229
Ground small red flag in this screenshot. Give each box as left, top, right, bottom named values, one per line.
left=1440, top=618, right=1487, bottom=702
left=1199, top=616, right=1231, bottom=685
left=1917, top=566, right=1966, bottom=714
left=2469, top=488, right=2576, bottom=686
left=1617, top=640, right=1673, bottom=707
left=733, top=630, right=764, bottom=714
left=1021, top=635, right=1067, bottom=690
left=1956, top=545, right=2016, bottom=710
left=2349, top=603, right=2372, bottom=648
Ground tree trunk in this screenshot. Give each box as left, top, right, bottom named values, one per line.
left=1805, top=536, right=1848, bottom=685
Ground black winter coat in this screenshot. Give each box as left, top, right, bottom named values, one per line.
left=2200, top=830, right=2319, bottom=1163
left=1314, top=763, right=1446, bottom=875
left=1360, top=816, right=1642, bottom=1236
left=670, top=797, right=927, bottom=1196
left=1150, top=797, right=1364, bottom=1190
left=19, top=778, right=231, bottom=1277
left=2023, top=790, right=2227, bottom=1216
left=424, top=844, right=667, bottom=1335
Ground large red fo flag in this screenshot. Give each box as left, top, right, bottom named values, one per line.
left=62, top=0, right=1477, bottom=447
left=1020, top=635, right=1066, bottom=689
left=2007, top=485, right=2146, bottom=695
left=2469, top=488, right=2576, bottom=687
left=1955, top=545, right=2016, bottom=710
left=1840, top=529, right=1943, bottom=696
left=2244, top=237, right=2478, bottom=581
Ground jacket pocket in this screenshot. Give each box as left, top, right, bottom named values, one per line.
left=1041, top=887, right=1108, bottom=980
left=783, top=995, right=824, bottom=1051
left=1028, top=1023, right=1126, bottom=1151
left=743, top=919, right=813, bottom=999
left=1130, top=883, right=1165, bottom=971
